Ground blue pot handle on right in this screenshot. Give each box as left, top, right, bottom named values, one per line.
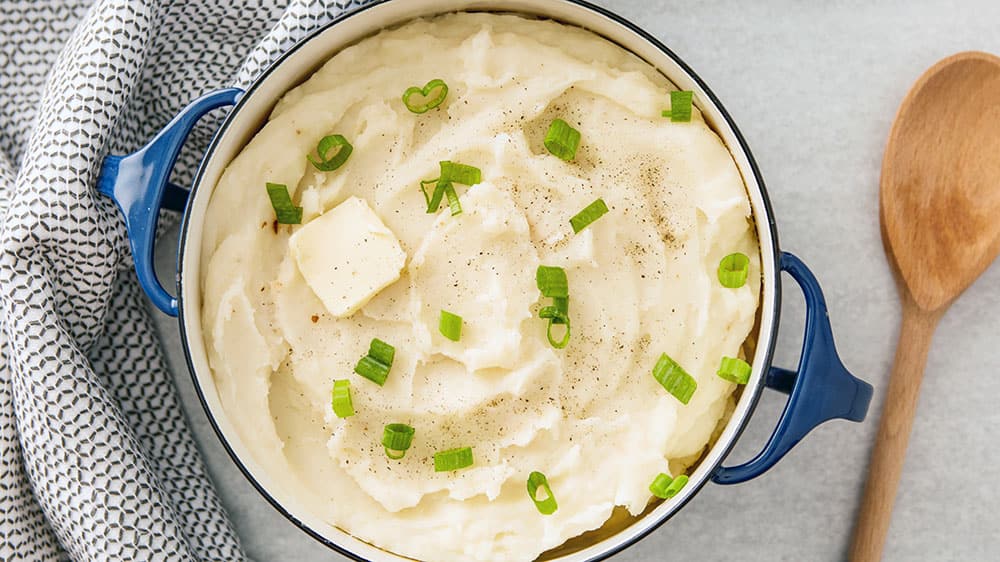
left=712, top=252, right=873, bottom=485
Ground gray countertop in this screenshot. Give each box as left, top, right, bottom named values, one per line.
left=152, top=1, right=1000, bottom=559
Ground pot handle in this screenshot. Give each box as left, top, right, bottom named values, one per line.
left=96, top=88, right=244, bottom=317
left=712, top=252, right=873, bottom=484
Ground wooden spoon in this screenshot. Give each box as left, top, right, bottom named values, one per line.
left=850, top=51, right=1000, bottom=561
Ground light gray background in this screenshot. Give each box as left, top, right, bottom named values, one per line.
left=151, top=1, right=1000, bottom=560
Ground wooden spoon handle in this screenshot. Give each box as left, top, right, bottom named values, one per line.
left=850, top=303, right=941, bottom=562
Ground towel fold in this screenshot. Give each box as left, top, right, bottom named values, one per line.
left=0, top=1, right=368, bottom=559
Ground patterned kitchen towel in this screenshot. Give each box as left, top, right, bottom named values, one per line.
left=0, top=1, right=370, bottom=560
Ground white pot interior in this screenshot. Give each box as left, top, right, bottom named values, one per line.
left=178, top=1, right=780, bottom=560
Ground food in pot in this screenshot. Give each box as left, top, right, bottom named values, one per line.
left=200, top=12, right=760, bottom=561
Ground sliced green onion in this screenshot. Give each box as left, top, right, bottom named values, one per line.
left=540, top=295, right=570, bottom=347
left=546, top=318, right=570, bottom=349
left=354, top=356, right=390, bottom=386
left=652, top=353, right=697, bottom=405
left=539, top=296, right=569, bottom=323
left=420, top=161, right=480, bottom=214
left=427, top=181, right=446, bottom=214
left=569, top=198, right=609, bottom=233
left=536, top=266, right=570, bottom=349
left=381, top=423, right=415, bottom=460
left=419, top=178, right=439, bottom=208
left=402, top=78, right=449, bottom=114
left=420, top=179, right=448, bottom=214
left=368, top=338, right=395, bottom=366
left=661, top=90, right=694, bottom=122
left=330, top=379, right=354, bottom=418
left=536, top=266, right=568, bottom=298
left=649, top=473, right=689, bottom=499
left=439, top=161, right=481, bottom=186
left=307, top=134, right=353, bottom=171
left=526, top=471, right=558, bottom=515
left=434, top=446, right=474, bottom=472
left=665, top=475, right=689, bottom=497
left=718, top=252, right=750, bottom=288
left=439, top=310, right=462, bottom=342
left=538, top=306, right=560, bottom=320
left=552, top=296, right=569, bottom=319
left=717, top=356, right=752, bottom=385
left=544, top=118, right=581, bottom=161
left=649, top=473, right=673, bottom=499
left=265, top=182, right=302, bottom=224
left=354, top=338, right=395, bottom=386
left=444, top=183, right=462, bottom=216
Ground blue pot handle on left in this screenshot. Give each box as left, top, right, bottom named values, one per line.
left=712, top=252, right=873, bottom=484
left=96, top=88, right=244, bottom=316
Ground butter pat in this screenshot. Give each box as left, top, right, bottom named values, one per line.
left=289, top=197, right=406, bottom=317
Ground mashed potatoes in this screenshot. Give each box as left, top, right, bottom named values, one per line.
left=200, top=13, right=760, bottom=562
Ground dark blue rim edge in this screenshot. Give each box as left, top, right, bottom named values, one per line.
left=175, top=1, right=783, bottom=560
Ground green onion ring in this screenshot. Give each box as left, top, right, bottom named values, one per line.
left=526, top=471, right=558, bottom=515
left=307, top=134, right=353, bottom=171
left=403, top=79, right=449, bottom=114
left=717, top=356, right=751, bottom=385
left=652, top=353, right=697, bottom=405
left=330, top=379, right=354, bottom=418
left=381, top=423, right=415, bottom=460
left=718, top=252, right=750, bottom=288
left=434, top=446, right=474, bottom=472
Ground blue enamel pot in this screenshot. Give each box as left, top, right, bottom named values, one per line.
left=96, top=0, right=873, bottom=560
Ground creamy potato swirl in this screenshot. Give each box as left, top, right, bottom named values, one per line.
left=200, top=13, right=760, bottom=562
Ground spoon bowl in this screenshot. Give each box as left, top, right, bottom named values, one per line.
left=881, top=51, right=1000, bottom=311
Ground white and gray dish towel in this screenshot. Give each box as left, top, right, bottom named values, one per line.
left=0, top=1, right=370, bottom=560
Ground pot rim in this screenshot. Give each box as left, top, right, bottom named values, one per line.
left=176, top=1, right=782, bottom=560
